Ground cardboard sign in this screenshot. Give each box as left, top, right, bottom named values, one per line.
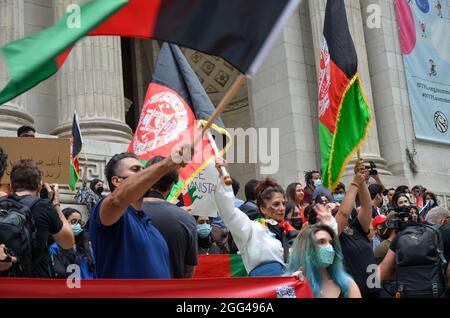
left=0, top=137, right=70, bottom=184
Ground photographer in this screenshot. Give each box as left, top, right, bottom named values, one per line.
left=379, top=205, right=449, bottom=298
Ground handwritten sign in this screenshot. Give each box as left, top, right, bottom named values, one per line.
left=0, top=137, right=70, bottom=184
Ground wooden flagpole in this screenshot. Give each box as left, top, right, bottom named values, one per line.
left=205, top=129, right=232, bottom=185
left=192, top=73, right=246, bottom=185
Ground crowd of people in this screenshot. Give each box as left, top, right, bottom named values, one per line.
left=0, top=125, right=449, bottom=298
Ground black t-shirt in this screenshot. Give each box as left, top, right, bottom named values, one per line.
left=142, top=200, right=198, bottom=278
left=390, top=223, right=450, bottom=263
left=340, top=215, right=378, bottom=297
left=11, top=195, right=63, bottom=278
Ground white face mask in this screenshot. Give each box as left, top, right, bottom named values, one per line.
left=313, top=179, right=322, bottom=187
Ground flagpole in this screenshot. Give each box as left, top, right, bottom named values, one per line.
left=205, top=129, right=232, bottom=185
left=191, top=74, right=245, bottom=185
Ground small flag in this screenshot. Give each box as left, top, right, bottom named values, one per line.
left=69, top=112, right=83, bottom=191
left=318, top=0, right=372, bottom=190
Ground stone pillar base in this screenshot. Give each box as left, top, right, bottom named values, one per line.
left=0, top=104, right=34, bottom=132
left=51, top=119, right=132, bottom=144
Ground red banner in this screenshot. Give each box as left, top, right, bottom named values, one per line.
left=0, top=277, right=313, bottom=298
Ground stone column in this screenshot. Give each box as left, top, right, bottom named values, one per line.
left=0, top=0, right=34, bottom=131
left=247, top=3, right=321, bottom=187
left=308, top=0, right=391, bottom=176
left=51, top=0, right=132, bottom=143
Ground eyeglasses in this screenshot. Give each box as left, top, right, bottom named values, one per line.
left=69, top=219, right=85, bottom=226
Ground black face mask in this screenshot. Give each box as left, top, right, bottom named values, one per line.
left=95, top=187, right=104, bottom=195
left=290, top=218, right=302, bottom=230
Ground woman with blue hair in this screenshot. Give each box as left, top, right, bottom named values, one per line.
left=285, top=223, right=361, bottom=298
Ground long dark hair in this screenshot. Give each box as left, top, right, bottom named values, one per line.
left=63, top=208, right=95, bottom=273
left=286, top=182, right=302, bottom=206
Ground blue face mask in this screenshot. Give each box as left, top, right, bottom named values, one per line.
left=197, top=224, right=212, bottom=238
left=333, top=193, right=344, bottom=203
left=316, top=244, right=335, bottom=268
left=71, top=223, right=83, bottom=236
left=313, top=179, right=322, bottom=187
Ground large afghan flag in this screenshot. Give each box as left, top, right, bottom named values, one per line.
left=318, top=0, right=371, bottom=190
left=128, top=43, right=230, bottom=201
left=0, top=0, right=301, bottom=105
left=69, top=112, right=83, bottom=191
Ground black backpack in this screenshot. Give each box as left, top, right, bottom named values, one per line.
left=0, top=195, right=40, bottom=277
left=386, top=223, right=448, bottom=298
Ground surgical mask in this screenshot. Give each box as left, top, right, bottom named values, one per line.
left=333, top=193, right=344, bottom=203
left=313, top=179, right=322, bottom=187
left=197, top=224, right=212, bottom=238
left=290, top=218, right=302, bottom=230
left=95, top=187, right=104, bottom=195
left=316, top=244, right=335, bottom=268
left=71, top=223, right=83, bottom=236
left=426, top=199, right=435, bottom=207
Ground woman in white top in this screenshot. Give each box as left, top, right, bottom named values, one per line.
left=214, top=166, right=287, bottom=276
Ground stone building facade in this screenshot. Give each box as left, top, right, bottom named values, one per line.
left=1, top=0, right=449, bottom=218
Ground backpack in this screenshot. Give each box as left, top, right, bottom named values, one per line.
left=0, top=195, right=40, bottom=277
left=386, top=223, right=448, bottom=298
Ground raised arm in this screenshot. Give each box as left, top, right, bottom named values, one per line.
left=335, top=158, right=367, bottom=236
left=100, top=145, right=189, bottom=226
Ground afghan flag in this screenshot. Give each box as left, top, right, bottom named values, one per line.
left=318, top=0, right=372, bottom=190
left=194, top=254, right=247, bottom=279
left=0, top=0, right=302, bottom=106
left=69, top=112, right=83, bottom=191
left=128, top=43, right=230, bottom=201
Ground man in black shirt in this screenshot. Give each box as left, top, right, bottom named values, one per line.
left=335, top=159, right=379, bottom=298
left=238, top=179, right=261, bottom=220
left=10, top=160, right=74, bottom=277
left=142, top=156, right=198, bottom=278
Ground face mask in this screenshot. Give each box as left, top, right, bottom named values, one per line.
left=71, top=223, right=83, bottom=236
left=426, top=199, right=435, bottom=207
left=197, top=224, right=212, bottom=238
left=313, top=179, right=322, bottom=187
left=333, top=193, right=344, bottom=203
left=290, top=218, right=302, bottom=230
left=95, top=187, right=104, bottom=195
left=316, top=244, right=335, bottom=268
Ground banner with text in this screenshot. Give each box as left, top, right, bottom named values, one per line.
left=0, top=277, right=313, bottom=298
left=0, top=137, right=70, bottom=184
left=395, top=0, right=450, bottom=144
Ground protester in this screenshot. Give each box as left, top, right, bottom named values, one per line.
left=369, top=183, right=384, bottom=217
left=49, top=208, right=95, bottom=279
left=17, top=125, right=36, bottom=138
left=75, top=161, right=104, bottom=213
left=0, top=147, right=10, bottom=197
left=370, top=214, right=387, bottom=251
left=383, top=187, right=396, bottom=210
left=231, top=177, right=244, bottom=208
left=285, top=201, right=302, bottom=231
left=332, top=183, right=346, bottom=203
left=142, top=156, right=198, bottom=278
left=334, top=158, right=378, bottom=298
left=303, top=170, right=322, bottom=204
left=2, top=160, right=74, bottom=277
left=238, top=179, right=261, bottom=220
left=195, top=215, right=223, bottom=255
left=373, top=212, right=397, bottom=264
left=89, top=145, right=190, bottom=278
left=286, top=182, right=308, bottom=227
left=214, top=160, right=285, bottom=276
left=285, top=224, right=361, bottom=298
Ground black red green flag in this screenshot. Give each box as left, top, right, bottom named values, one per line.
left=0, top=0, right=301, bottom=105
left=69, top=112, right=83, bottom=191
left=127, top=43, right=230, bottom=201
left=318, top=0, right=372, bottom=190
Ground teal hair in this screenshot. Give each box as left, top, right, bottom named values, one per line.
left=284, top=224, right=352, bottom=298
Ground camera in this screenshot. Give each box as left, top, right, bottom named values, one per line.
left=386, top=206, right=414, bottom=232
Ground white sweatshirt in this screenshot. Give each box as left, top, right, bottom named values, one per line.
left=214, top=179, right=284, bottom=273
